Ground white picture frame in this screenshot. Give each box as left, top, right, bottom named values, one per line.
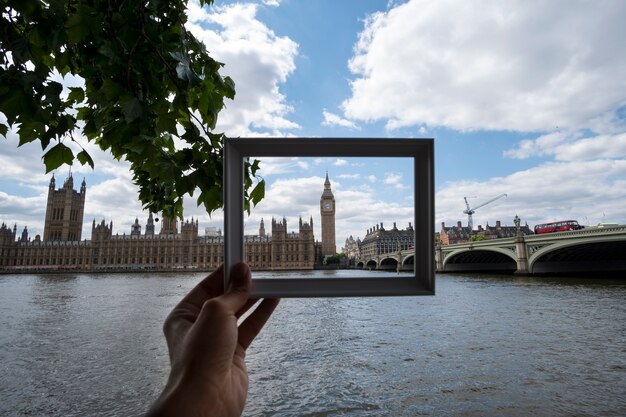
left=224, top=138, right=434, bottom=298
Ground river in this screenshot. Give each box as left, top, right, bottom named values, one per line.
left=0, top=270, right=624, bottom=416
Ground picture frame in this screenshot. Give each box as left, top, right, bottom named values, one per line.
left=223, top=137, right=434, bottom=298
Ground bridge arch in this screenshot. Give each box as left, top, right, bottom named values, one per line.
left=356, top=261, right=364, bottom=269
left=401, top=254, right=414, bottom=271
left=365, top=259, right=377, bottom=269
left=529, top=237, right=626, bottom=274
left=379, top=256, right=398, bottom=270
left=443, top=247, right=517, bottom=272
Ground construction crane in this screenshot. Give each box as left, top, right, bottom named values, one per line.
left=463, top=193, right=507, bottom=230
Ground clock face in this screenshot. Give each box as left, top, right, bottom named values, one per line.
left=324, top=202, right=332, bottom=210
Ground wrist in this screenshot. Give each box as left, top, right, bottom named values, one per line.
left=146, top=377, right=228, bottom=417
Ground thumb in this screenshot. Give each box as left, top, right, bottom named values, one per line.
left=219, top=262, right=251, bottom=312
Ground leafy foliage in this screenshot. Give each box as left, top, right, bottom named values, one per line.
left=0, top=0, right=264, bottom=218
left=324, top=253, right=346, bottom=264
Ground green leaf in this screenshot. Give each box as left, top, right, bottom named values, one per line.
left=156, top=114, right=177, bottom=135
left=17, top=121, right=45, bottom=146
left=68, top=87, right=85, bottom=103
left=168, top=51, right=186, bottom=63
left=0, top=89, right=35, bottom=125
left=0, top=124, right=8, bottom=137
left=250, top=179, right=265, bottom=207
left=100, top=80, right=124, bottom=101
left=197, top=187, right=222, bottom=212
left=250, top=159, right=261, bottom=176
left=175, top=62, right=202, bottom=87
left=122, top=98, right=143, bottom=122
left=66, top=7, right=97, bottom=45
left=43, top=143, right=74, bottom=173
left=76, top=150, right=95, bottom=169
left=44, top=81, right=63, bottom=98
left=123, top=141, right=149, bottom=155
left=223, top=76, right=236, bottom=99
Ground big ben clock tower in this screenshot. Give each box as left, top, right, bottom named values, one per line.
left=320, top=172, right=336, bottom=256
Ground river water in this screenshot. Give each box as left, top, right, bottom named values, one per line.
left=0, top=270, right=624, bottom=417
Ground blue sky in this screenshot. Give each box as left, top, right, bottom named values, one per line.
left=1, top=0, right=626, bottom=251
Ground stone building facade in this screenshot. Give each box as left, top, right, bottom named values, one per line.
left=342, top=235, right=361, bottom=259
left=43, top=174, right=86, bottom=241
left=0, top=175, right=319, bottom=272
left=357, top=222, right=414, bottom=260
left=439, top=221, right=473, bottom=244
left=439, top=220, right=533, bottom=245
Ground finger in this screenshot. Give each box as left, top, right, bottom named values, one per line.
left=238, top=298, right=280, bottom=350
left=176, top=264, right=225, bottom=312
left=236, top=298, right=259, bottom=319
left=214, top=262, right=252, bottom=315
left=163, top=265, right=225, bottom=347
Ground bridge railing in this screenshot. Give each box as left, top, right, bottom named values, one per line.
left=438, top=224, right=626, bottom=249
left=439, top=237, right=517, bottom=250
left=525, top=225, right=626, bottom=241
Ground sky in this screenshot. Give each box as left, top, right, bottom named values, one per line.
left=1, top=0, right=626, bottom=251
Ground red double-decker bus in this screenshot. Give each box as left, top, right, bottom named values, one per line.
left=533, top=220, right=582, bottom=234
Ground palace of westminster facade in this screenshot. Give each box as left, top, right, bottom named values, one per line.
left=0, top=174, right=339, bottom=272
left=1, top=173, right=529, bottom=273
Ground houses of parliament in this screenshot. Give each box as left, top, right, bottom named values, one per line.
left=0, top=173, right=339, bottom=272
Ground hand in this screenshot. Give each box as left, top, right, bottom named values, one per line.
left=147, top=263, right=279, bottom=417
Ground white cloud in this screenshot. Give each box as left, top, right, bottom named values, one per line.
left=384, top=172, right=401, bottom=185
left=436, top=159, right=626, bottom=229
left=187, top=1, right=299, bottom=136
left=505, top=131, right=626, bottom=161
left=255, top=157, right=310, bottom=176
left=334, top=158, right=348, bottom=166
left=322, top=109, right=360, bottom=130
left=343, top=0, right=626, bottom=133
left=338, top=173, right=361, bottom=179
left=0, top=191, right=47, bottom=237
left=368, top=175, right=377, bottom=183
left=383, top=172, right=409, bottom=190
left=263, top=0, right=281, bottom=7
left=296, top=160, right=309, bottom=170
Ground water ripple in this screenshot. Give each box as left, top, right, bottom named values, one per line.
left=0, top=273, right=625, bottom=416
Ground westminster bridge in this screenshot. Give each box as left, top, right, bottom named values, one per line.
left=355, top=224, right=626, bottom=275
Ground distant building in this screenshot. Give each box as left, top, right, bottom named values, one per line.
left=342, top=235, right=361, bottom=259
left=0, top=174, right=327, bottom=272
left=320, top=172, right=336, bottom=256
left=267, top=217, right=315, bottom=270
left=358, top=222, right=414, bottom=260
left=439, top=220, right=533, bottom=245
left=439, top=221, right=473, bottom=244
left=205, top=226, right=222, bottom=237
left=43, top=174, right=86, bottom=241
left=476, top=220, right=532, bottom=240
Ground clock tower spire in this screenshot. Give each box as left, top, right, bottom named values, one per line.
left=320, top=171, right=336, bottom=256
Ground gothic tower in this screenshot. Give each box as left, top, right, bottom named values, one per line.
left=43, top=174, right=86, bottom=241
left=160, top=216, right=177, bottom=235
left=181, top=218, right=199, bottom=241
left=320, top=172, right=336, bottom=256
left=130, top=218, right=141, bottom=237
left=145, top=213, right=155, bottom=237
